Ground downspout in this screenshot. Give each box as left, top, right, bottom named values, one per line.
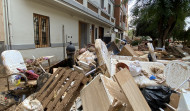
left=4, top=0, right=12, bottom=50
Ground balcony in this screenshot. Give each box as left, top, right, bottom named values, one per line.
left=87, top=1, right=98, bottom=13
left=50, top=0, right=115, bottom=26
left=101, top=10, right=110, bottom=20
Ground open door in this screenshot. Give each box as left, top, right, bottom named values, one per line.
left=99, top=27, right=104, bottom=40
left=79, top=21, right=88, bottom=48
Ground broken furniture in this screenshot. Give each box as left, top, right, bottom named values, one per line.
left=80, top=74, right=132, bottom=111
left=35, top=67, right=88, bottom=111
left=1, top=50, right=37, bottom=90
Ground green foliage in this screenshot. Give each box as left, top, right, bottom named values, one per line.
left=131, top=40, right=141, bottom=46
left=131, top=0, right=190, bottom=46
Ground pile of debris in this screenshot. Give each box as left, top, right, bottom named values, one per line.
left=0, top=39, right=190, bottom=111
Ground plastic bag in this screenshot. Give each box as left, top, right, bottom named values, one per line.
left=129, top=61, right=142, bottom=76
left=141, top=86, right=175, bottom=111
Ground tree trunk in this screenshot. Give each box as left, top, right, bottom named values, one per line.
left=160, top=16, right=176, bottom=47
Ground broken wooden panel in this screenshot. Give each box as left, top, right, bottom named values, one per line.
left=114, top=69, right=151, bottom=111
left=95, top=39, right=111, bottom=77
left=36, top=67, right=86, bottom=111
left=81, top=74, right=132, bottom=111
left=119, top=44, right=138, bottom=56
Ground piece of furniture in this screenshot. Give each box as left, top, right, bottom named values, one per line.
left=1, top=50, right=37, bottom=90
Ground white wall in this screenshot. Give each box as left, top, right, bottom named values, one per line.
left=9, top=0, right=79, bottom=62
left=8, top=0, right=112, bottom=62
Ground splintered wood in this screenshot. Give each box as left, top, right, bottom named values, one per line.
left=114, top=69, right=151, bottom=111
left=36, top=67, right=86, bottom=111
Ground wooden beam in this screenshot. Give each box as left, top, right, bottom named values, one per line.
left=114, top=69, right=151, bottom=111
left=0, top=0, right=5, bottom=41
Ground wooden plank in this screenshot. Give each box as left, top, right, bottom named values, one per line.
left=37, top=68, right=66, bottom=101
left=47, top=73, right=78, bottom=111
left=55, top=74, right=85, bottom=111
left=36, top=67, right=62, bottom=97
left=114, top=69, right=151, bottom=111
left=119, top=44, right=138, bottom=56
left=41, top=69, right=73, bottom=107
left=0, top=0, right=5, bottom=41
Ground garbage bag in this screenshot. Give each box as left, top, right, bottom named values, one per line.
left=141, top=86, right=175, bottom=111
left=129, top=61, right=142, bottom=76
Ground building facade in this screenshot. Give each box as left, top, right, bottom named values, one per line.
left=114, top=0, right=128, bottom=40
left=1, top=0, right=116, bottom=62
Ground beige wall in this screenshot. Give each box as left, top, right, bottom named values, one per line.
left=0, top=0, right=5, bottom=41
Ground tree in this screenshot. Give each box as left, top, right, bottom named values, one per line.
left=131, top=0, right=190, bottom=47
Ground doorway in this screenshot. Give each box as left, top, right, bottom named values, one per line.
left=99, top=27, right=104, bottom=40
left=79, top=21, right=88, bottom=48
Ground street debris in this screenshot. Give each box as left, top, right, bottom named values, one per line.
left=0, top=39, right=190, bottom=111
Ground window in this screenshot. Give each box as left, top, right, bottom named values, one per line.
left=100, top=0, right=104, bottom=9
left=33, top=14, right=50, bottom=48
left=108, top=4, right=111, bottom=14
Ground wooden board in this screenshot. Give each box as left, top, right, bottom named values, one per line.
left=36, top=67, right=86, bottom=111
left=119, top=44, right=138, bottom=56
left=95, top=39, right=111, bottom=77
left=81, top=74, right=131, bottom=111
left=114, top=69, right=151, bottom=111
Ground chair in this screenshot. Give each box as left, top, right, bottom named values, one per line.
left=1, top=50, right=37, bottom=90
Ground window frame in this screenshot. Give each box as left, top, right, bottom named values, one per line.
left=108, top=3, right=111, bottom=14
left=33, top=13, right=50, bottom=48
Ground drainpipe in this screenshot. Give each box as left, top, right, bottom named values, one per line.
left=4, top=0, right=12, bottom=50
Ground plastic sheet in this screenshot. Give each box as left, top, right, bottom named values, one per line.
left=141, top=86, right=175, bottom=111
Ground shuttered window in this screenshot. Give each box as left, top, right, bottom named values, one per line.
left=33, top=14, right=50, bottom=48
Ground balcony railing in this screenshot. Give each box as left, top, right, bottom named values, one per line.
left=54, top=0, right=115, bottom=26
left=101, top=11, right=110, bottom=20
left=75, top=0, right=83, bottom=4
left=87, top=1, right=98, bottom=13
